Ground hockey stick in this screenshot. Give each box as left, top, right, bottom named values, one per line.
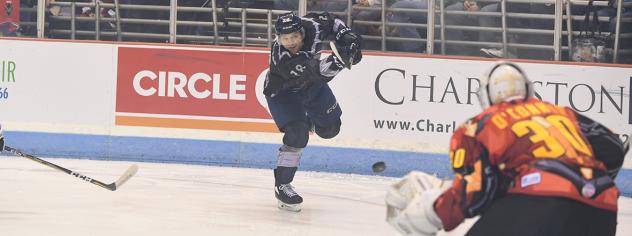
left=329, top=41, right=354, bottom=70
left=3, top=146, right=138, bottom=191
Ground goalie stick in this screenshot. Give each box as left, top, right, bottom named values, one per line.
left=3, top=146, right=138, bottom=191
left=329, top=41, right=355, bottom=70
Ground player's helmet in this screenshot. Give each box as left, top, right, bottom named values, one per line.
left=478, top=61, right=534, bottom=109
left=275, top=12, right=303, bottom=35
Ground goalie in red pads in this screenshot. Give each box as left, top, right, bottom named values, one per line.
left=386, top=61, right=626, bottom=236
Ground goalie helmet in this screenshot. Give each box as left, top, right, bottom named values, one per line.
left=477, top=61, right=534, bottom=109
left=275, top=12, right=303, bottom=35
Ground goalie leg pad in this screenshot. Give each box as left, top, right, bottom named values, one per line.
left=387, top=189, right=443, bottom=236
left=385, top=171, right=447, bottom=235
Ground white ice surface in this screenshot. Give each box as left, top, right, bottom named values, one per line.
left=0, top=156, right=629, bottom=236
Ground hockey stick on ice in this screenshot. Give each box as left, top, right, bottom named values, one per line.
left=329, top=41, right=354, bottom=70
left=3, top=146, right=138, bottom=191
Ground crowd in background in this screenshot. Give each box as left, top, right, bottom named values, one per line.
left=1, top=0, right=631, bottom=63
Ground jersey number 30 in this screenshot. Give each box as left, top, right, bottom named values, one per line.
left=511, top=115, right=592, bottom=159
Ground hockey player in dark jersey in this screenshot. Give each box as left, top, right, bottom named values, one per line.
left=263, top=12, right=362, bottom=212
left=385, top=61, right=627, bottom=236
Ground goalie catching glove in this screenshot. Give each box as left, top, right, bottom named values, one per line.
left=332, top=28, right=362, bottom=69
left=385, top=171, right=447, bottom=236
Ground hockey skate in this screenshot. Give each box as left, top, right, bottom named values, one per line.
left=275, top=184, right=303, bottom=212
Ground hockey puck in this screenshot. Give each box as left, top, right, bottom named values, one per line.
left=372, top=161, right=386, bottom=173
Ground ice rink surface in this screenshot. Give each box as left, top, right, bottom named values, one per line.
left=0, top=156, right=630, bottom=236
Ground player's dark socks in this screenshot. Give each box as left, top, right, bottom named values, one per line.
left=274, top=166, right=297, bottom=186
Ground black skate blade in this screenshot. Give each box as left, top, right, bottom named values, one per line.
left=277, top=201, right=302, bottom=212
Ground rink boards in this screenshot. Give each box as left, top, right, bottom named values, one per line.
left=0, top=38, right=631, bottom=195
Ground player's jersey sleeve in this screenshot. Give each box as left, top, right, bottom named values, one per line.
left=301, top=12, right=349, bottom=81
left=264, top=42, right=294, bottom=97
left=302, top=12, right=349, bottom=50
left=572, top=109, right=626, bottom=179
left=433, top=116, right=502, bottom=231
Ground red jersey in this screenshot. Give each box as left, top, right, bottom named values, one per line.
left=434, top=98, right=620, bottom=231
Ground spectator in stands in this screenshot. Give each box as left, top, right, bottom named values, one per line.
left=308, top=0, right=348, bottom=12
left=618, top=1, right=632, bottom=63
left=46, top=0, right=68, bottom=39
left=64, top=0, right=121, bottom=40
left=352, top=0, right=382, bottom=50
left=0, top=0, right=19, bottom=36
left=599, top=0, right=632, bottom=63
left=122, top=0, right=169, bottom=42
left=48, top=0, right=70, bottom=17
left=274, top=0, right=298, bottom=10
left=443, top=0, right=494, bottom=56
left=17, top=0, right=38, bottom=36
left=177, top=0, right=211, bottom=39
left=225, top=0, right=264, bottom=8
left=386, top=0, right=428, bottom=53
left=274, top=0, right=347, bottom=12
left=478, top=2, right=553, bottom=59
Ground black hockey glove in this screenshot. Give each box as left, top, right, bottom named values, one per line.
left=328, top=54, right=345, bottom=71
left=334, top=28, right=363, bottom=67
left=336, top=27, right=361, bottom=48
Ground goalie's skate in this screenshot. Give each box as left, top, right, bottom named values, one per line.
left=275, top=184, right=303, bottom=212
